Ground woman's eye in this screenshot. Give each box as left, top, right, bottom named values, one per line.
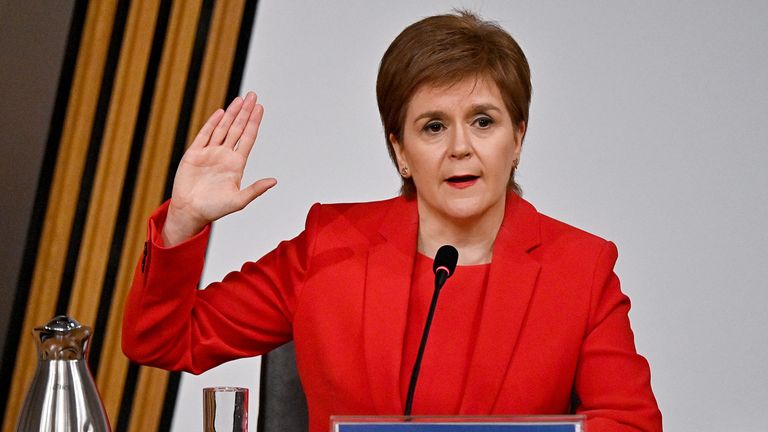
left=475, top=116, right=494, bottom=128
left=424, top=122, right=444, bottom=133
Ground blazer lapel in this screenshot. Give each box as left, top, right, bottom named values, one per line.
left=459, top=194, right=542, bottom=414
left=363, top=197, right=418, bottom=414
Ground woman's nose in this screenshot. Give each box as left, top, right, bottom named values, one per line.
left=448, top=125, right=472, bottom=159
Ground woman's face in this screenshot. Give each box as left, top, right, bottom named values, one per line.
left=391, top=75, right=524, bottom=223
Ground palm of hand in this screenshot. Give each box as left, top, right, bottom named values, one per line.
left=164, top=92, right=276, bottom=245
left=173, top=144, right=249, bottom=222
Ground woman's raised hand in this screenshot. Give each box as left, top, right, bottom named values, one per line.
left=163, top=92, right=277, bottom=247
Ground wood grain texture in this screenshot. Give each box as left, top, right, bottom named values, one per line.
left=3, top=1, right=253, bottom=430
left=67, top=0, right=160, bottom=342
left=187, top=0, right=247, bottom=145
left=128, top=367, right=171, bottom=432
left=1, top=2, right=118, bottom=431
left=124, top=5, right=246, bottom=432
left=93, top=0, right=203, bottom=428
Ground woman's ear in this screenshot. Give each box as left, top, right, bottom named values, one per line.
left=389, top=133, right=407, bottom=169
left=513, top=122, right=526, bottom=160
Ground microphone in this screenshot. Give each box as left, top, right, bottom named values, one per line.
left=432, top=244, right=458, bottom=290
left=404, top=245, right=459, bottom=416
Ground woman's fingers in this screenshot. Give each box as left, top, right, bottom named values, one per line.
left=237, top=102, right=264, bottom=157
left=209, top=96, right=243, bottom=146
left=237, top=177, right=277, bottom=209
left=192, top=92, right=259, bottom=150
left=190, top=109, right=225, bottom=149
left=224, top=92, right=256, bottom=149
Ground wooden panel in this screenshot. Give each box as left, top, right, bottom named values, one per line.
left=0, top=2, right=118, bottom=431
left=2, top=0, right=257, bottom=430
left=129, top=367, right=171, bottom=431
left=187, top=0, right=247, bottom=144
left=95, top=0, right=203, bottom=427
left=67, top=0, right=161, bottom=336
left=121, top=2, right=247, bottom=430
left=125, top=1, right=246, bottom=429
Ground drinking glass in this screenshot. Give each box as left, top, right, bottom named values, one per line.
left=203, top=387, right=248, bottom=432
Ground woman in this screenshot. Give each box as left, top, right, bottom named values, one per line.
left=122, top=11, right=662, bottom=432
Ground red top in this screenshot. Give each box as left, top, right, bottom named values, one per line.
left=122, top=195, right=662, bottom=432
left=401, top=254, right=491, bottom=414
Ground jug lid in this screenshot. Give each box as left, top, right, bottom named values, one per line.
left=43, top=315, right=82, bottom=333
left=34, top=315, right=92, bottom=360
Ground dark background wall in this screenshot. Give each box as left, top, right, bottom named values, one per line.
left=0, top=0, right=74, bottom=363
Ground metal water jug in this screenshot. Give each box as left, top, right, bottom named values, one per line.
left=16, top=315, right=111, bottom=431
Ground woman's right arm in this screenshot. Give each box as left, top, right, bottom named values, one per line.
left=121, top=92, right=306, bottom=374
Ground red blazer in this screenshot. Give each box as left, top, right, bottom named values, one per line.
left=122, top=193, right=661, bottom=432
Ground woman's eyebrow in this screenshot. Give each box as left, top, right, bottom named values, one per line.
left=413, top=110, right=446, bottom=124
left=470, top=103, right=502, bottom=113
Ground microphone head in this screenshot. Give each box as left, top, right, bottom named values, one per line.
left=433, top=245, right=459, bottom=277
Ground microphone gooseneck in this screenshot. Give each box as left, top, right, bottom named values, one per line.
left=404, top=245, right=459, bottom=417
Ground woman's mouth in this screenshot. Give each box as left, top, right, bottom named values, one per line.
left=446, top=175, right=479, bottom=189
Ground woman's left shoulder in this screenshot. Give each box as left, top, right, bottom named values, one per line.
left=515, top=199, right=620, bottom=287
left=516, top=196, right=616, bottom=261
left=539, top=213, right=610, bottom=247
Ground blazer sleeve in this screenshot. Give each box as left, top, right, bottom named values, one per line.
left=121, top=200, right=320, bottom=374
left=576, top=241, right=663, bottom=432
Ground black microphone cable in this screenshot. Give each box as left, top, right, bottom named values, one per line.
left=404, top=244, right=459, bottom=416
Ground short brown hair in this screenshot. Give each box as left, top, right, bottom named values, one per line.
left=376, top=10, right=532, bottom=197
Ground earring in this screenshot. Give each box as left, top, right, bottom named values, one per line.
left=513, top=158, right=520, bottom=169
left=400, top=166, right=409, bottom=177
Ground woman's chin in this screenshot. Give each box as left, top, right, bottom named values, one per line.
left=437, top=196, right=497, bottom=223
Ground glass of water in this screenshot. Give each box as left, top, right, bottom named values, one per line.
left=203, top=387, right=248, bottom=432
